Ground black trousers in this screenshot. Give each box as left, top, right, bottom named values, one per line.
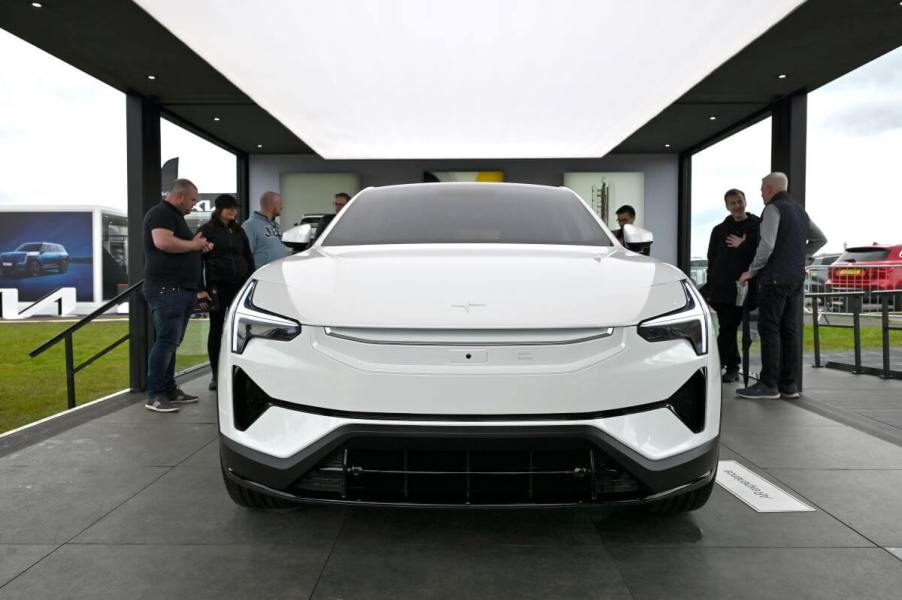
left=757, top=281, right=803, bottom=390
left=712, top=303, right=743, bottom=372
left=207, top=282, right=243, bottom=378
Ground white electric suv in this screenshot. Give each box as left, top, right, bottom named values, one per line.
left=219, top=182, right=720, bottom=511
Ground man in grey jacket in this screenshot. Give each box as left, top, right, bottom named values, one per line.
left=242, top=191, right=290, bottom=267
left=736, top=172, right=827, bottom=400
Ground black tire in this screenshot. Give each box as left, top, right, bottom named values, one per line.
left=28, top=261, right=40, bottom=277
left=643, top=479, right=715, bottom=514
left=221, top=467, right=297, bottom=509
left=58, top=260, right=69, bottom=273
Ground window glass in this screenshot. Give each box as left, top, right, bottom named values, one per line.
left=324, top=185, right=611, bottom=247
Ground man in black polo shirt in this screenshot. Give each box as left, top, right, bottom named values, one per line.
left=143, top=178, right=213, bottom=412
left=736, top=172, right=827, bottom=400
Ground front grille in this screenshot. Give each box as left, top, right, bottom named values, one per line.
left=292, top=438, right=643, bottom=505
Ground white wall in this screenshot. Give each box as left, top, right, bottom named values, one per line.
left=249, top=154, right=679, bottom=264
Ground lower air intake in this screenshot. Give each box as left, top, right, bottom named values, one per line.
left=292, top=438, right=642, bottom=505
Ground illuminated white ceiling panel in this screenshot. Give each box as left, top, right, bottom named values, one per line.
left=135, top=0, right=804, bottom=159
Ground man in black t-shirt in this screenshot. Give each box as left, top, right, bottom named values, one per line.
left=142, top=178, right=213, bottom=413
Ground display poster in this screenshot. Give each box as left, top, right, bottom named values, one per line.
left=0, top=211, right=94, bottom=301
left=424, top=171, right=505, bottom=183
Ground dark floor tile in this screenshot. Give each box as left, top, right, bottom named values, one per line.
left=180, top=439, right=221, bottom=468
left=591, top=483, right=870, bottom=548
left=74, top=466, right=347, bottom=546
left=312, top=543, right=631, bottom=600
left=721, top=424, right=902, bottom=469
left=338, top=506, right=601, bottom=547
left=767, top=469, right=902, bottom=547
left=0, top=422, right=217, bottom=468
left=93, top=396, right=218, bottom=424
left=609, top=547, right=902, bottom=600
left=0, top=544, right=327, bottom=600
left=0, top=466, right=166, bottom=544
left=859, top=410, right=902, bottom=430
left=0, top=545, right=56, bottom=587
left=722, top=397, right=844, bottom=428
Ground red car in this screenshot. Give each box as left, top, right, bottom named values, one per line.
left=827, top=244, right=902, bottom=310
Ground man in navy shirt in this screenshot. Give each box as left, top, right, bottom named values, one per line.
left=142, top=178, right=213, bottom=412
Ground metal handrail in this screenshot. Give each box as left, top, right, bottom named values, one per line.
left=29, top=281, right=144, bottom=409
left=807, top=288, right=900, bottom=380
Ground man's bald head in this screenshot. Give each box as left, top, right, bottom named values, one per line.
left=760, top=172, right=789, bottom=204
left=259, top=191, right=283, bottom=218
left=165, top=178, right=198, bottom=215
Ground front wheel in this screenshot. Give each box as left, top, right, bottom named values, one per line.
left=221, top=467, right=298, bottom=510
left=28, top=261, right=40, bottom=277
left=643, top=479, right=715, bottom=514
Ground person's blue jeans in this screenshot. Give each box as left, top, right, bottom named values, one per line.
left=144, top=285, right=196, bottom=396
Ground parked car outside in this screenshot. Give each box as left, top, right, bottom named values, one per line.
left=219, top=182, right=721, bottom=513
left=0, top=242, right=69, bottom=278
left=826, top=244, right=902, bottom=310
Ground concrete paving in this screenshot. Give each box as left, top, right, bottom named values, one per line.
left=1, top=367, right=902, bottom=599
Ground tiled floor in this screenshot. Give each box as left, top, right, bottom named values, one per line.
left=1, top=367, right=901, bottom=599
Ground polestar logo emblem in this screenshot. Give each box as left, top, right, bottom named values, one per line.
left=451, top=302, right=486, bottom=313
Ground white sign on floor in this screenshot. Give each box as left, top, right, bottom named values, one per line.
left=716, top=460, right=815, bottom=513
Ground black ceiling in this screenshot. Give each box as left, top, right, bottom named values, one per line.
left=1, top=0, right=901, bottom=157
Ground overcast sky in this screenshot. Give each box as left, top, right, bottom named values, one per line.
left=1, top=27, right=900, bottom=257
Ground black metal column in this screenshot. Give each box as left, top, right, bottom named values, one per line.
left=771, top=92, right=808, bottom=391
left=126, top=94, right=161, bottom=393
left=677, top=152, right=692, bottom=275
left=237, top=152, right=250, bottom=221
left=771, top=93, right=807, bottom=206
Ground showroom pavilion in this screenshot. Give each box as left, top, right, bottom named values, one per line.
left=2, top=1, right=902, bottom=598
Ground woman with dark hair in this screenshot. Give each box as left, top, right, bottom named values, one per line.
left=198, top=194, right=255, bottom=390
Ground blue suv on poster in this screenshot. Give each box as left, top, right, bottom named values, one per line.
left=0, top=242, right=70, bottom=277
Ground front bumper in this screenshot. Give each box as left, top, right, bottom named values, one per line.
left=221, top=413, right=719, bottom=508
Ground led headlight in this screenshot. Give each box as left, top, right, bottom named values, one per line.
left=637, top=281, right=709, bottom=355
left=231, top=280, right=301, bottom=354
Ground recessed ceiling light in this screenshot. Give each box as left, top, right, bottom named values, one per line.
left=147, top=75, right=156, bottom=80
left=778, top=73, right=787, bottom=79
left=213, top=117, right=221, bottom=121
left=31, top=2, right=42, bottom=7
left=664, top=143, right=671, bottom=148
left=257, top=144, right=263, bottom=149
left=709, top=116, right=717, bottom=121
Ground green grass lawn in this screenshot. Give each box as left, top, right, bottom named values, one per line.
left=0, top=318, right=209, bottom=434
left=802, top=325, right=902, bottom=353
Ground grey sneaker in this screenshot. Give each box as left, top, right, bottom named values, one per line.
left=736, top=383, right=780, bottom=400
left=170, top=387, right=199, bottom=404
left=145, top=395, right=180, bottom=413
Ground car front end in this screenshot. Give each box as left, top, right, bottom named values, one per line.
left=218, top=183, right=721, bottom=511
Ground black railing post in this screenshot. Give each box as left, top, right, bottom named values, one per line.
left=852, top=296, right=862, bottom=374
left=64, top=334, right=76, bottom=409
left=811, top=295, right=822, bottom=368
left=881, top=294, right=891, bottom=379
left=741, top=304, right=751, bottom=388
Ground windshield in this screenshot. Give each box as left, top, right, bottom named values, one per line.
left=16, top=243, right=43, bottom=252
left=323, top=184, right=612, bottom=247
left=838, top=248, right=890, bottom=263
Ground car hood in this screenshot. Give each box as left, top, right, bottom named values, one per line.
left=1, top=252, right=32, bottom=260
left=250, top=244, right=689, bottom=328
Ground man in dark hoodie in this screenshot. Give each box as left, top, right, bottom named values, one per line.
left=705, top=189, right=760, bottom=382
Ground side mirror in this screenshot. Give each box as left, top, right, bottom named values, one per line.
left=622, top=224, right=653, bottom=256
left=281, top=224, right=313, bottom=251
